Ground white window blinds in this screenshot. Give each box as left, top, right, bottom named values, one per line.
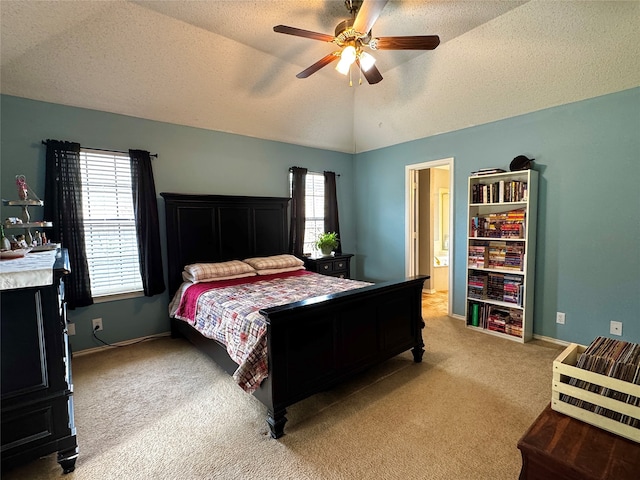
left=79, top=149, right=143, bottom=297
left=289, top=171, right=325, bottom=255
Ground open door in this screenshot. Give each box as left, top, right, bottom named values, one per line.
left=405, top=158, right=454, bottom=316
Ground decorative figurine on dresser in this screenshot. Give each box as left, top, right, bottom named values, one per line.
left=1, top=176, right=77, bottom=473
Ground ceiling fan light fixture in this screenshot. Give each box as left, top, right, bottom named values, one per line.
left=335, top=45, right=357, bottom=75
left=358, top=51, right=376, bottom=72
left=335, top=57, right=351, bottom=75
left=341, top=45, right=357, bottom=63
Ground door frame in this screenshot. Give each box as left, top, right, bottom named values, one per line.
left=405, top=158, right=454, bottom=313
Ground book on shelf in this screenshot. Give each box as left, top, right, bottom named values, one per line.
left=488, top=241, right=507, bottom=268
left=471, top=168, right=506, bottom=176
left=471, top=179, right=528, bottom=204
left=487, top=272, right=504, bottom=301
left=469, top=270, right=523, bottom=306
left=469, top=209, right=526, bottom=239
left=487, top=305, right=523, bottom=338
left=503, top=274, right=524, bottom=305
left=467, top=301, right=488, bottom=329
left=468, top=245, right=488, bottom=268
left=504, top=244, right=525, bottom=270
left=467, top=272, right=488, bottom=299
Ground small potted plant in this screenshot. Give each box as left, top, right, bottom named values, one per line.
left=316, top=232, right=339, bottom=257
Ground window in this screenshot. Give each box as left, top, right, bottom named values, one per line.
left=79, top=149, right=143, bottom=297
left=290, top=171, right=325, bottom=254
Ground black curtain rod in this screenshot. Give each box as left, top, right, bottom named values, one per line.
left=41, top=141, right=158, bottom=158
left=289, top=166, right=340, bottom=177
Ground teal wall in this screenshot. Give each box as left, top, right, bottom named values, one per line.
left=2, top=88, right=638, bottom=350
left=0, top=95, right=354, bottom=351
left=354, top=87, right=640, bottom=346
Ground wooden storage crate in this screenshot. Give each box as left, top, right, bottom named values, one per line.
left=552, top=343, right=640, bottom=443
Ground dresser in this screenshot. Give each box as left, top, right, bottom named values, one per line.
left=303, top=253, right=353, bottom=279
left=1, top=248, right=78, bottom=474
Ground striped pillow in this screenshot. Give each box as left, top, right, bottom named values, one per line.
left=255, top=265, right=305, bottom=276
left=183, top=260, right=256, bottom=284
left=242, top=254, right=304, bottom=271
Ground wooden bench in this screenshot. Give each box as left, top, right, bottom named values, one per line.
left=517, top=404, right=640, bottom=480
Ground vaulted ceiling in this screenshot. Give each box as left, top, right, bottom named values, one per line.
left=1, top=1, right=638, bottom=153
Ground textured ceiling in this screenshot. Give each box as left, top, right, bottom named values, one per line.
left=1, top=1, right=638, bottom=153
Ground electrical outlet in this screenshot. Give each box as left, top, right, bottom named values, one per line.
left=610, top=321, right=623, bottom=336
left=556, top=312, right=565, bottom=325
left=67, top=323, right=76, bottom=335
left=92, top=318, right=103, bottom=331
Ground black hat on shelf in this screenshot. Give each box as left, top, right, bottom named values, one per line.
left=510, top=155, right=534, bottom=171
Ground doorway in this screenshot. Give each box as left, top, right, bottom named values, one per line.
left=405, top=158, right=454, bottom=317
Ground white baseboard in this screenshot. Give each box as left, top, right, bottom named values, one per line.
left=532, top=333, right=569, bottom=346
left=72, top=332, right=171, bottom=357
left=447, top=314, right=566, bottom=345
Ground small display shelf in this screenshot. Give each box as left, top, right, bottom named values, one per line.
left=2, top=199, right=52, bottom=245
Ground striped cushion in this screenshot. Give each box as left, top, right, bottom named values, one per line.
left=255, top=265, right=305, bottom=276
left=183, top=260, right=256, bottom=283
left=242, top=254, right=304, bottom=271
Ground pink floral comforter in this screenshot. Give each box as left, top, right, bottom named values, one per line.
left=169, top=270, right=371, bottom=393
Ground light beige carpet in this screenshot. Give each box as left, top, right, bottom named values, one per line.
left=3, top=311, right=563, bottom=480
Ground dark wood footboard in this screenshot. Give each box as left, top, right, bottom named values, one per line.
left=257, top=275, right=426, bottom=437
left=171, top=275, right=426, bottom=438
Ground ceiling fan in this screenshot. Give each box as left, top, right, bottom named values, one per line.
left=273, top=0, right=440, bottom=85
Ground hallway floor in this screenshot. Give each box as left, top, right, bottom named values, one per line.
left=422, top=290, right=449, bottom=318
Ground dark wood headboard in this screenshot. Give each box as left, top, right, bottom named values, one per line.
left=161, top=193, right=290, bottom=295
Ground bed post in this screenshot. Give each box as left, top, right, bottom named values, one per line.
left=266, top=408, right=287, bottom=439
left=412, top=319, right=426, bottom=362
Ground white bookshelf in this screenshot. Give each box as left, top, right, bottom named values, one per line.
left=465, top=170, right=538, bottom=342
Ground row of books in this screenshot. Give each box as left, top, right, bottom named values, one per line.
left=469, top=209, right=526, bottom=239
left=560, top=337, right=639, bottom=428
left=467, top=271, right=524, bottom=306
left=467, top=301, right=523, bottom=338
left=468, top=241, right=525, bottom=270
left=471, top=180, right=528, bottom=204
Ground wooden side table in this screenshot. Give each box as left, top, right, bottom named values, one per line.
left=517, top=404, right=640, bottom=480
left=303, top=253, right=353, bottom=279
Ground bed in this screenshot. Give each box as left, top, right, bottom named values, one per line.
left=161, top=192, right=428, bottom=438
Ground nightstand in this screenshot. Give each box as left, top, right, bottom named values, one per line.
left=303, top=253, right=353, bottom=279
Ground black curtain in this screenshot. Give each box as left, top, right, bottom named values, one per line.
left=323, top=171, right=342, bottom=254
left=289, top=166, right=307, bottom=257
left=129, top=150, right=165, bottom=297
left=43, top=140, right=93, bottom=309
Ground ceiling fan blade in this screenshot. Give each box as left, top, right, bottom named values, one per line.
left=296, top=53, right=340, bottom=79
left=273, top=25, right=335, bottom=43
left=353, top=0, right=388, bottom=35
left=356, top=60, right=383, bottom=84
left=373, top=35, right=441, bottom=50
